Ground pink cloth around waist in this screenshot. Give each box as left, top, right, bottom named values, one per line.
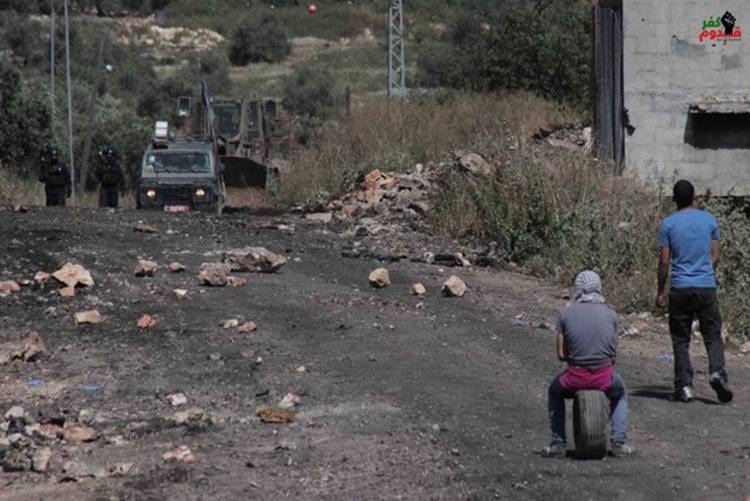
left=559, top=364, right=614, bottom=392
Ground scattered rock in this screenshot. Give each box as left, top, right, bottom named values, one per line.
left=52, top=263, right=95, bottom=288
left=740, top=342, right=750, bottom=354
left=305, top=212, right=334, bottom=224
left=4, top=406, right=28, bottom=421
left=168, top=262, right=186, bottom=273
left=198, top=263, right=232, bottom=286
left=172, top=407, right=209, bottom=428
left=0, top=280, right=21, bottom=297
left=174, top=289, right=188, bottom=299
left=28, top=423, right=64, bottom=440
left=222, top=248, right=288, bottom=273
left=162, top=445, right=195, bottom=464
left=238, top=321, right=257, bottom=333
left=2, top=448, right=32, bottom=472
left=134, top=259, right=158, bottom=277
left=256, top=406, right=296, bottom=424
left=133, top=223, right=158, bottom=234
left=62, top=460, right=108, bottom=480
left=223, top=319, right=240, bottom=329
left=136, top=314, right=157, bottom=330
left=0, top=334, right=47, bottom=365
left=226, top=276, right=248, bottom=287
left=33, top=271, right=51, bottom=285
left=58, top=286, right=76, bottom=298
left=368, top=268, right=391, bottom=288
left=63, top=424, right=99, bottom=443
left=75, top=310, right=104, bottom=325
left=442, top=276, right=467, bottom=297
left=294, top=365, right=306, bottom=373
left=13, top=204, right=27, bottom=213
left=110, top=462, right=134, bottom=476
left=411, top=283, right=427, bottom=296
left=166, top=393, right=188, bottom=407
left=457, top=152, right=493, bottom=177
left=278, top=393, right=301, bottom=410
left=31, top=447, right=52, bottom=473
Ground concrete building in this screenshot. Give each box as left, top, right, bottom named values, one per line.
left=595, top=0, right=750, bottom=194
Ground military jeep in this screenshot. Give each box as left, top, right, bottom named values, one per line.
left=137, top=132, right=225, bottom=214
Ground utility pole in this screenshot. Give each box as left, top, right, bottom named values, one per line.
left=50, top=0, right=55, bottom=121
left=387, top=0, right=406, bottom=98
left=63, top=0, right=75, bottom=205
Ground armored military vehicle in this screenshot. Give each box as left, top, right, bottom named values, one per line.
left=136, top=121, right=225, bottom=214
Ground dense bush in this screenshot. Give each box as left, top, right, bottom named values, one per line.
left=228, top=14, right=291, bottom=66
left=0, top=55, right=51, bottom=176
left=281, top=64, right=335, bottom=143
left=417, top=1, right=592, bottom=109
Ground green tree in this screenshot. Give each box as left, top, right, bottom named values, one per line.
left=228, top=13, right=291, bottom=66
left=0, top=55, right=50, bottom=176
left=416, top=1, right=592, bottom=109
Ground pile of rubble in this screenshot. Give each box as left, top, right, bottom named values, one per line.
left=303, top=153, right=502, bottom=267
left=533, top=124, right=593, bottom=152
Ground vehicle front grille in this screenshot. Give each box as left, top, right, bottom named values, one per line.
left=160, top=187, right=197, bottom=204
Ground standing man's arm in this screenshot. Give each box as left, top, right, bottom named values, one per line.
left=711, top=240, right=720, bottom=271
left=657, top=246, right=670, bottom=308
left=656, top=220, right=670, bottom=308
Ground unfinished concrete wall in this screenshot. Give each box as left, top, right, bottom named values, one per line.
left=623, top=1, right=750, bottom=194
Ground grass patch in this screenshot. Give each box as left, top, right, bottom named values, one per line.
left=160, top=1, right=386, bottom=40
left=278, top=92, right=572, bottom=205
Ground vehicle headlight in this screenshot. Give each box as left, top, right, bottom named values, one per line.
left=195, top=188, right=206, bottom=197
left=146, top=189, right=156, bottom=199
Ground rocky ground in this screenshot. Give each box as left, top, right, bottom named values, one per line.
left=1, top=204, right=750, bottom=501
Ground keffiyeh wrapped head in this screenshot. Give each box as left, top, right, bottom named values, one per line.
left=573, top=270, right=605, bottom=304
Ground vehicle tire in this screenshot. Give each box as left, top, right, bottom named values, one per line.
left=573, top=390, right=609, bottom=460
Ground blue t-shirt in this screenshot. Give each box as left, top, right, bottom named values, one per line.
left=657, top=208, right=719, bottom=289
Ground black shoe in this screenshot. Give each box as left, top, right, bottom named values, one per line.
left=674, top=386, right=694, bottom=402
left=710, top=371, right=733, bottom=403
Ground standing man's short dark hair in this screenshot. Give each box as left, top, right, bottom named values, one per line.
left=656, top=180, right=732, bottom=403
left=672, top=179, right=695, bottom=208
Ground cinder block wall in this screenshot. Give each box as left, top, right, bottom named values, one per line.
left=624, top=1, right=750, bottom=194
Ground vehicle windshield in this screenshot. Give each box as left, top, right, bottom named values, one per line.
left=146, top=151, right=212, bottom=173
left=215, top=104, right=241, bottom=137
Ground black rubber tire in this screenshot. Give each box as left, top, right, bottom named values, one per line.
left=573, top=390, right=609, bottom=460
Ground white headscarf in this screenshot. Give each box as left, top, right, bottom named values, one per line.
left=573, top=270, right=605, bottom=304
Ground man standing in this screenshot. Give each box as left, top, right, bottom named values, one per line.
left=657, top=180, right=733, bottom=403
left=94, top=145, right=125, bottom=208
left=38, top=146, right=71, bottom=207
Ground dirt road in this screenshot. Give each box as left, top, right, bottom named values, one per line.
left=1, top=207, right=749, bottom=500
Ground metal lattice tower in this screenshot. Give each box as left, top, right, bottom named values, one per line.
left=387, top=0, right=405, bottom=98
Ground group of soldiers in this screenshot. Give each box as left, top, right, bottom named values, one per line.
left=39, top=145, right=125, bottom=208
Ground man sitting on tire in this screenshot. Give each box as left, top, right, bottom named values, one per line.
left=543, top=271, right=633, bottom=457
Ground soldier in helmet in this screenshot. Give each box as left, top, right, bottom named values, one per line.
left=38, top=146, right=71, bottom=207
left=94, top=145, right=125, bottom=208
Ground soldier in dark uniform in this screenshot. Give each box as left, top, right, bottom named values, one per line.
left=94, top=145, right=125, bottom=208
left=38, top=146, right=71, bottom=207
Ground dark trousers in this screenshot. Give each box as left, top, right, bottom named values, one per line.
left=668, top=287, right=726, bottom=389
left=99, top=185, right=119, bottom=208
left=45, top=185, right=66, bottom=206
